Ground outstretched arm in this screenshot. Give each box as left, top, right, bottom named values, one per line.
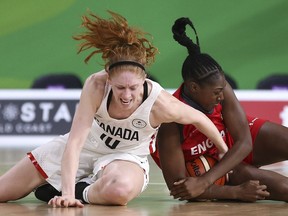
left=186, top=180, right=269, bottom=202
left=153, top=90, right=228, bottom=156
left=48, top=71, right=107, bottom=207
left=155, top=87, right=256, bottom=200
left=157, top=122, right=218, bottom=199
left=195, top=83, right=254, bottom=193
left=157, top=122, right=186, bottom=189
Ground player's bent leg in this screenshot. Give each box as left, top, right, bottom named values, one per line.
left=253, top=121, right=288, bottom=167
left=229, top=163, right=288, bottom=201
left=0, top=157, right=46, bottom=202
left=87, top=160, right=145, bottom=205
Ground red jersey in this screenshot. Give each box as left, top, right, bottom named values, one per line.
left=151, top=84, right=266, bottom=167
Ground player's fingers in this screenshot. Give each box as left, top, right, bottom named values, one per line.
left=255, top=195, right=266, bottom=200
left=48, top=196, right=58, bottom=207
left=75, top=200, right=85, bottom=208
left=178, top=194, right=193, bottom=201
left=170, top=188, right=192, bottom=200
left=249, top=180, right=260, bottom=185
left=173, top=179, right=186, bottom=185
left=170, top=186, right=186, bottom=197
left=49, top=196, right=68, bottom=207
left=170, top=181, right=187, bottom=194
left=258, top=184, right=267, bottom=190
left=62, top=199, right=70, bottom=207
left=170, top=186, right=180, bottom=194
left=56, top=197, right=64, bottom=207
left=257, top=189, right=270, bottom=198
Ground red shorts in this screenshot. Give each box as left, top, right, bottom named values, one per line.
left=226, top=116, right=267, bottom=164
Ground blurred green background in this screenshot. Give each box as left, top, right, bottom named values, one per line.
left=1, top=0, right=288, bottom=89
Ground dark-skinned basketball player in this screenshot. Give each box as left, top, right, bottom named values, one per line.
left=151, top=17, right=288, bottom=202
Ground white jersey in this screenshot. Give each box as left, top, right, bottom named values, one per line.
left=29, top=79, right=163, bottom=191
left=85, top=79, right=163, bottom=156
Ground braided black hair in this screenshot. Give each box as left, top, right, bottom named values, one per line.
left=172, top=17, right=223, bottom=84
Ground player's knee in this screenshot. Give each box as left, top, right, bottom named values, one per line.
left=98, top=175, right=133, bottom=205
left=235, top=164, right=251, bottom=175
left=105, top=185, right=131, bottom=205
left=229, top=164, right=254, bottom=184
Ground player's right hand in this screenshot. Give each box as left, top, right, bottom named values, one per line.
left=170, top=177, right=208, bottom=200
left=48, top=195, right=84, bottom=208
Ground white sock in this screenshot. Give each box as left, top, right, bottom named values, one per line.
left=83, top=185, right=91, bottom=204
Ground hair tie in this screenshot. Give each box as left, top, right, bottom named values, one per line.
left=108, top=60, right=146, bottom=71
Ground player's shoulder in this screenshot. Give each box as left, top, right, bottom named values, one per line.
left=88, top=70, right=108, bottom=82
left=152, top=90, right=182, bottom=122
left=84, top=70, right=108, bottom=88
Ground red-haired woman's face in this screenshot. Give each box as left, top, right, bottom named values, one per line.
left=108, top=70, right=145, bottom=111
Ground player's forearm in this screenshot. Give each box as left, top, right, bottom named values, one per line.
left=192, top=184, right=237, bottom=200
left=61, top=150, right=80, bottom=196
left=195, top=115, right=228, bottom=155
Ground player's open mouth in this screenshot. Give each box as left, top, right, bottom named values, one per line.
left=120, top=99, right=131, bottom=105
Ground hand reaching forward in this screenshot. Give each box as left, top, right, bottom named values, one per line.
left=48, top=195, right=84, bottom=208
left=170, top=178, right=270, bottom=202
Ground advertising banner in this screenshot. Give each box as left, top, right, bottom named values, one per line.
left=0, top=90, right=287, bottom=147
left=0, top=90, right=80, bottom=146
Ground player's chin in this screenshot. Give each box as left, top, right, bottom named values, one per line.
left=203, top=105, right=215, bottom=113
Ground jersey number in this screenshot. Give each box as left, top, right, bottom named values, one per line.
left=100, top=133, right=120, bottom=149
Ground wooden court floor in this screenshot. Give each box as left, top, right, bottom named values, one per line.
left=1, top=147, right=288, bottom=216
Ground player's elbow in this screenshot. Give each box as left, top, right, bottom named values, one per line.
left=241, top=138, right=253, bottom=155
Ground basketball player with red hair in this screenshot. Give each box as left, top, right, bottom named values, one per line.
left=0, top=11, right=229, bottom=207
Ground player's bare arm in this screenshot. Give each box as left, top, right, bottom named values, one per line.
left=50, top=71, right=108, bottom=207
